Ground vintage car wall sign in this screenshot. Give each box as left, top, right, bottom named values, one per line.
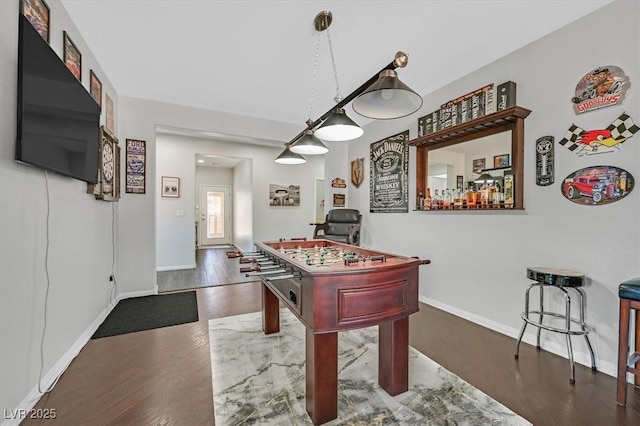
left=559, top=112, right=639, bottom=157
left=562, top=166, right=634, bottom=206
left=572, top=65, right=631, bottom=114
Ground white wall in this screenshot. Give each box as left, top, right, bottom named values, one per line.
left=342, top=0, right=639, bottom=377
left=0, top=0, right=121, bottom=417
left=155, top=132, right=325, bottom=269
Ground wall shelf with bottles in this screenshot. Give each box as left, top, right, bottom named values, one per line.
left=409, top=106, right=531, bottom=211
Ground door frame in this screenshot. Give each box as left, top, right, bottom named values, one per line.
left=198, top=184, right=232, bottom=247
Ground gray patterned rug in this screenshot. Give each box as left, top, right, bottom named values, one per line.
left=209, top=310, right=531, bottom=425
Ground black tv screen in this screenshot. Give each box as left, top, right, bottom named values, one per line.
left=16, top=14, right=100, bottom=184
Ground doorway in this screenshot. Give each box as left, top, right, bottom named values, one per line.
left=199, top=185, right=231, bottom=246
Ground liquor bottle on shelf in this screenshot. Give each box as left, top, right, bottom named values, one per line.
left=480, top=183, right=490, bottom=208
left=443, top=189, right=452, bottom=209
left=453, top=187, right=464, bottom=209
left=504, top=174, right=514, bottom=208
left=490, top=182, right=500, bottom=207
left=425, top=188, right=432, bottom=210
left=433, top=189, right=442, bottom=209
left=417, top=191, right=424, bottom=210
left=466, top=186, right=477, bottom=209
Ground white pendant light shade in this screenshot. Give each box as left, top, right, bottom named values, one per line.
left=290, top=130, right=329, bottom=155
left=274, top=145, right=307, bottom=164
left=314, top=108, right=364, bottom=141
left=352, top=69, right=423, bottom=119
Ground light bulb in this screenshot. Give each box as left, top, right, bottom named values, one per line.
left=381, top=89, right=394, bottom=100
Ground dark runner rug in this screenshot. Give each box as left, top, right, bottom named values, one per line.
left=92, top=291, right=198, bottom=339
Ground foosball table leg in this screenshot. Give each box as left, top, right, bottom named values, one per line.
left=262, top=283, right=280, bottom=334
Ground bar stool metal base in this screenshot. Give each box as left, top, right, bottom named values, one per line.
left=515, top=268, right=596, bottom=384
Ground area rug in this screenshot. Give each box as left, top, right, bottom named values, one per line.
left=209, top=310, right=531, bottom=425
left=92, top=291, right=198, bottom=339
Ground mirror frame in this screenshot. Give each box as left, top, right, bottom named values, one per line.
left=408, top=106, right=531, bottom=210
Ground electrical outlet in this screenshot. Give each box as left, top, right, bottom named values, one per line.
left=109, top=275, right=114, bottom=282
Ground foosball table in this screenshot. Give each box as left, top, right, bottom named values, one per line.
left=229, top=239, right=430, bottom=425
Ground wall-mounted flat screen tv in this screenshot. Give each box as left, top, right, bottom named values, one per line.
left=16, top=14, right=100, bottom=184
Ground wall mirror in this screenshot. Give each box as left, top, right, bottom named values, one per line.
left=427, top=132, right=511, bottom=193
left=409, top=105, right=531, bottom=210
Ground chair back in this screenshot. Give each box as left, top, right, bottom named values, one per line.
left=326, top=209, right=361, bottom=236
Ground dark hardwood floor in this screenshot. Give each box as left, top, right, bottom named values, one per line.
left=157, top=246, right=256, bottom=292
left=23, top=252, right=640, bottom=425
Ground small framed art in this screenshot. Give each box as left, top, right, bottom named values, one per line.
left=63, top=31, right=81, bottom=81
left=90, top=70, right=102, bottom=109
left=494, top=154, right=510, bottom=168
left=472, top=158, right=485, bottom=174
left=105, top=93, right=114, bottom=133
left=20, top=0, right=50, bottom=42
left=162, top=176, right=180, bottom=198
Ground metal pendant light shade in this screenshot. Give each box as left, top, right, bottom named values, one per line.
left=274, top=145, right=307, bottom=165
left=314, top=108, right=364, bottom=141
left=290, top=130, right=329, bottom=155
left=474, top=173, right=496, bottom=183
left=352, top=69, right=423, bottom=119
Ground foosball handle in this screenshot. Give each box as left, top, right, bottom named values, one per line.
left=411, top=256, right=431, bottom=265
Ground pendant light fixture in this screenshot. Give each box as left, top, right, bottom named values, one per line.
left=352, top=67, right=423, bottom=119
left=315, top=107, right=364, bottom=141
left=274, top=143, right=307, bottom=165
left=289, top=129, right=329, bottom=155
left=274, top=11, right=422, bottom=164
left=313, top=13, right=363, bottom=142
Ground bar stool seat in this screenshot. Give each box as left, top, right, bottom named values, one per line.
left=515, top=267, right=596, bottom=384
left=617, top=277, right=640, bottom=406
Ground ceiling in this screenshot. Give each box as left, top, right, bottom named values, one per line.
left=61, top=1, right=612, bottom=139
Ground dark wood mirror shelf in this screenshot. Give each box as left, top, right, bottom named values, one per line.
left=409, top=106, right=531, bottom=210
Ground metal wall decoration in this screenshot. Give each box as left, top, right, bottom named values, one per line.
left=559, top=112, right=639, bottom=157
left=370, top=130, right=409, bottom=213
left=561, top=166, right=634, bottom=206
left=331, top=178, right=346, bottom=188
left=572, top=65, right=631, bottom=114
left=269, top=184, right=300, bottom=206
left=535, top=136, right=554, bottom=186
left=350, top=158, right=364, bottom=188
left=125, top=139, right=146, bottom=194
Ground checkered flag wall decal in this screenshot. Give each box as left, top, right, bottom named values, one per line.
left=559, top=124, right=585, bottom=152
left=607, top=113, right=640, bottom=141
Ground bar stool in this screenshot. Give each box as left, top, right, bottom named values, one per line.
left=515, top=267, right=596, bottom=383
left=617, top=277, right=640, bottom=406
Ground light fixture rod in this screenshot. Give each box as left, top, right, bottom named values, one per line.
left=287, top=52, right=407, bottom=145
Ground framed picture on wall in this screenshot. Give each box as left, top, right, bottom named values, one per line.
left=472, top=158, right=485, bottom=174
left=126, top=139, right=146, bottom=194
left=89, top=70, right=102, bottom=109
left=20, top=0, right=50, bottom=43
left=63, top=31, right=81, bottom=81
left=162, top=176, right=180, bottom=198
left=494, top=154, right=510, bottom=168
left=105, top=93, right=114, bottom=133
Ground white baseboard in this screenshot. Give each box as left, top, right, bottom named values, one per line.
left=419, top=295, right=617, bottom=379
left=156, top=264, right=195, bottom=272
left=117, top=289, right=157, bottom=299
left=2, top=300, right=118, bottom=426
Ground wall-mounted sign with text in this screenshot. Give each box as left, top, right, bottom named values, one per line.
left=370, top=130, right=409, bottom=213
left=571, top=65, right=630, bottom=114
